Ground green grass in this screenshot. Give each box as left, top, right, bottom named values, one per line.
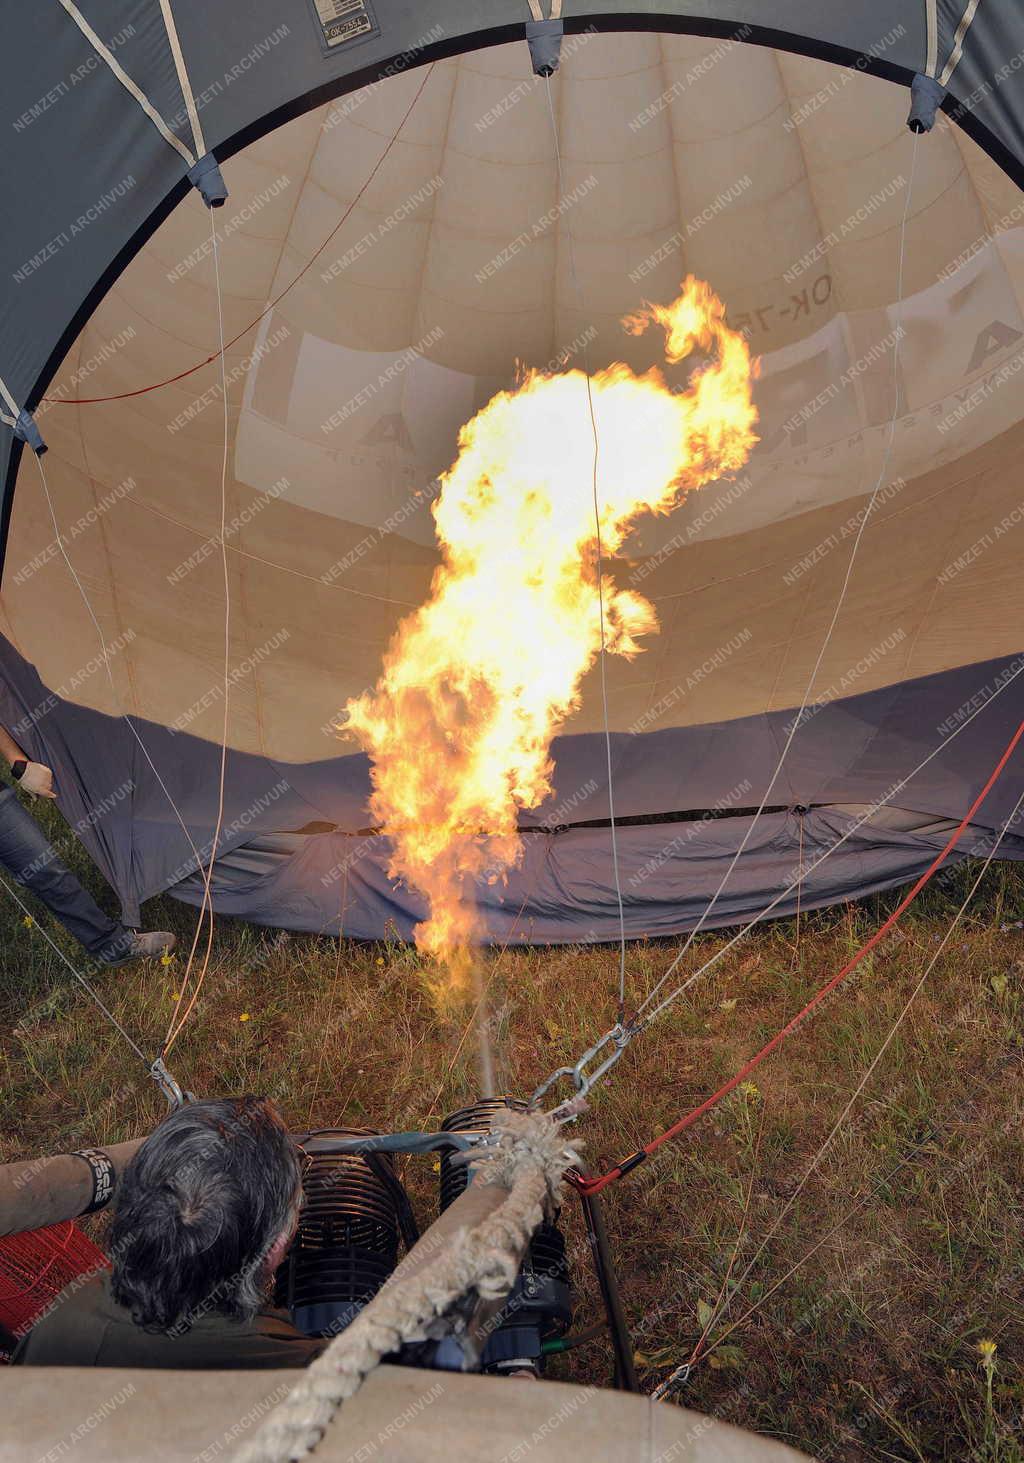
left=1, top=793, right=1023, bottom=1459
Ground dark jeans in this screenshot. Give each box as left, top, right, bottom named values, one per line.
left=0, top=787, right=133, bottom=963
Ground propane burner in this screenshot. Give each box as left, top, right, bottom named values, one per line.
left=276, top=1104, right=576, bottom=1377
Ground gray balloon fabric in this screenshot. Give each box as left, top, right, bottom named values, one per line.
left=2, top=6, right=1024, bottom=943
left=0, top=635, right=1021, bottom=940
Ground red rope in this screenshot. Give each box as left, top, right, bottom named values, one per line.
left=41, top=66, right=435, bottom=407
left=574, top=716, right=1024, bottom=1197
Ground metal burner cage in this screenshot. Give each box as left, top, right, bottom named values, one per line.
left=276, top=1128, right=416, bottom=1338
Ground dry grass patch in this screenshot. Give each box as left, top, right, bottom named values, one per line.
left=1, top=807, right=1022, bottom=1459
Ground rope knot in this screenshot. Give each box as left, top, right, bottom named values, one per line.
left=463, top=1106, right=581, bottom=1207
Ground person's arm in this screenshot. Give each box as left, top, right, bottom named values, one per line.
left=0, top=724, right=25, bottom=766
left=0, top=723, right=56, bottom=798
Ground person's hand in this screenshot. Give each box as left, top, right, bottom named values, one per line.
left=19, top=762, right=56, bottom=799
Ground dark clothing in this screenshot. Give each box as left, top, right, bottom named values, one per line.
left=13, top=1272, right=326, bottom=1369
left=0, top=786, right=133, bottom=963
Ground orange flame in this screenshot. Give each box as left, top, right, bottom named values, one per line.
left=343, top=278, right=757, bottom=993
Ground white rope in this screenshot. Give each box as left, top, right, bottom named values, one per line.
left=642, top=649, right=1024, bottom=1024
left=156, top=0, right=206, bottom=158
left=24, top=60, right=436, bottom=1053
left=232, top=1109, right=578, bottom=1463
left=55, top=0, right=195, bottom=165
left=164, top=209, right=233, bottom=1057
left=924, top=0, right=939, bottom=78
left=542, top=76, right=628, bottom=1020
left=33, top=451, right=207, bottom=883
left=1, top=371, right=25, bottom=431
left=22, top=442, right=223, bottom=1087
left=0, top=373, right=21, bottom=420
left=699, top=778, right=1024, bottom=1357
left=637, top=131, right=921, bottom=1019
left=694, top=778, right=1024, bottom=1370
left=939, top=0, right=983, bottom=87
left=0, top=869, right=150, bottom=1065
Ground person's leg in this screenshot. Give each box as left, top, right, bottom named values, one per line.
left=0, top=788, right=134, bottom=962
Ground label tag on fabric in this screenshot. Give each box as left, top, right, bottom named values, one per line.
left=73, top=1148, right=116, bottom=1215
left=311, top=0, right=377, bottom=50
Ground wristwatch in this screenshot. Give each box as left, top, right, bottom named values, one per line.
left=11, top=759, right=27, bottom=782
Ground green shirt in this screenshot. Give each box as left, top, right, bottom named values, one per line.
left=14, top=1273, right=326, bottom=1370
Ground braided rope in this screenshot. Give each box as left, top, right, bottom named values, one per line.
left=233, top=1109, right=578, bottom=1463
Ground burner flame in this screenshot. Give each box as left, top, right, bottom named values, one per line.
left=343, top=278, right=757, bottom=994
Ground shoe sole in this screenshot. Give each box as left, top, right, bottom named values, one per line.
left=101, top=944, right=176, bottom=968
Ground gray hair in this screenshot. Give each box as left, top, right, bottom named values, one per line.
left=110, top=1096, right=300, bottom=1334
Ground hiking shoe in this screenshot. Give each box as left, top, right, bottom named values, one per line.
left=102, top=930, right=176, bottom=967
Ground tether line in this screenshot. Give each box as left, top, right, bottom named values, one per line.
left=543, top=74, right=628, bottom=1023
left=0, top=871, right=150, bottom=1066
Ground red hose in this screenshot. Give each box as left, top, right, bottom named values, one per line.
left=574, top=716, right=1024, bottom=1196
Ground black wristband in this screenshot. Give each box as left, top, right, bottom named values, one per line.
left=72, top=1147, right=116, bottom=1215
left=10, top=759, right=27, bottom=782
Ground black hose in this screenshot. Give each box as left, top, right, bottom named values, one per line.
left=578, top=1187, right=639, bottom=1392
left=364, top=1151, right=420, bottom=1250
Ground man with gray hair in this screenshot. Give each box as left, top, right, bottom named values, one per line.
left=14, top=1097, right=326, bottom=1368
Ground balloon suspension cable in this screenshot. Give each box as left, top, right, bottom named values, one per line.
left=31, top=448, right=209, bottom=1098
left=573, top=709, right=1024, bottom=1196
left=641, top=667, right=1024, bottom=1028
left=533, top=131, right=929, bottom=1108
left=638, top=128, right=921, bottom=1023
left=543, top=73, right=627, bottom=1026
left=11, top=65, right=459, bottom=1112
left=29, top=74, right=440, bottom=1064
left=533, top=645, right=1024, bottom=1122
left=0, top=870, right=189, bottom=1108
left=674, top=775, right=1024, bottom=1390
left=33, top=450, right=209, bottom=901
left=163, top=207, right=232, bottom=1059
left=34, top=216, right=219, bottom=1070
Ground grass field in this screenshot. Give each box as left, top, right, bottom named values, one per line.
left=1, top=791, right=1022, bottom=1460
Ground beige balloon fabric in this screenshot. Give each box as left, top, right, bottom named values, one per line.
left=4, top=33, right=1023, bottom=764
